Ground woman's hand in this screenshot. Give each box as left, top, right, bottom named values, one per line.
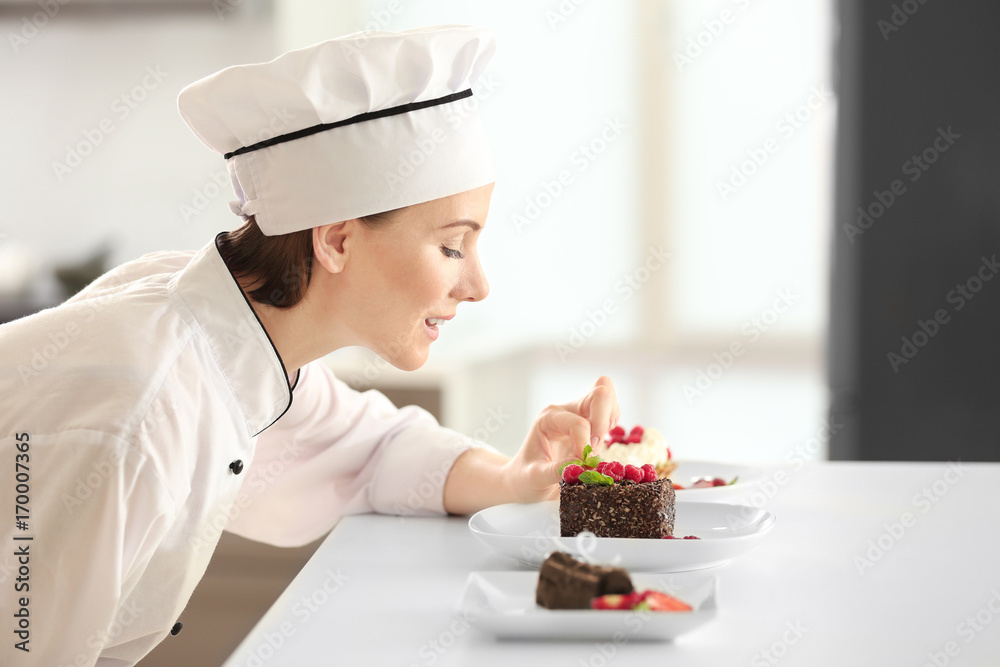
left=501, top=376, right=620, bottom=504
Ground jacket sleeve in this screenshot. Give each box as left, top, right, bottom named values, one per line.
left=224, top=362, right=492, bottom=547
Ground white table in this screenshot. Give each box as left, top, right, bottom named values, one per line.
left=222, top=462, right=1000, bottom=666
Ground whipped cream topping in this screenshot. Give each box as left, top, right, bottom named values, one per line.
left=594, top=427, right=669, bottom=468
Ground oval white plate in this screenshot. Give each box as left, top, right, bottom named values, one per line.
left=468, top=500, right=774, bottom=572
left=458, top=571, right=717, bottom=641
left=667, top=460, right=767, bottom=502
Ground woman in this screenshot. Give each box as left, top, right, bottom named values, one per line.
left=0, top=25, right=618, bottom=665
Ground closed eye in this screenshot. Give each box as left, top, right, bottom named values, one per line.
left=441, top=245, right=464, bottom=259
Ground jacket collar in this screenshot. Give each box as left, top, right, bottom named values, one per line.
left=171, top=236, right=293, bottom=437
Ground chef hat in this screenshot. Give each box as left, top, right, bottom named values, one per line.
left=177, top=25, right=496, bottom=236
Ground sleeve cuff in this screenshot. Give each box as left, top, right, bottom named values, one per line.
left=368, top=424, right=495, bottom=517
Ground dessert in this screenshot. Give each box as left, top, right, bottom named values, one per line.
left=594, top=424, right=677, bottom=479
left=559, top=445, right=676, bottom=539
left=535, top=551, right=633, bottom=610
left=535, top=551, right=693, bottom=613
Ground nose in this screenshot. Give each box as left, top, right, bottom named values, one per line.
left=456, top=252, right=489, bottom=302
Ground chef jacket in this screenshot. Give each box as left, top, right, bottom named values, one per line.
left=0, top=238, right=482, bottom=666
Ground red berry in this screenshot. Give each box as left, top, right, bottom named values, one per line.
left=683, top=535, right=701, bottom=540
left=666, top=447, right=672, bottom=461
left=561, top=464, right=584, bottom=484
left=605, top=461, right=625, bottom=482
left=712, top=478, right=727, bottom=486
left=640, top=464, right=657, bottom=483
left=607, top=425, right=626, bottom=443
left=623, top=464, right=644, bottom=483
left=662, top=535, right=678, bottom=539
left=591, top=592, right=641, bottom=610
left=629, top=425, right=644, bottom=439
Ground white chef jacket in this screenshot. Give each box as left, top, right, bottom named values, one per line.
left=0, top=239, right=481, bottom=666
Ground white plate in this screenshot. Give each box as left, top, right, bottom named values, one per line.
left=468, top=500, right=774, bottom=572
left=458, top=571, right=717, bottom=641
left=667, top=460, right=767, bottom=502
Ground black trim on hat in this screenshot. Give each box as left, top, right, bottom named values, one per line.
left=223, top=88, right=474, bottom=160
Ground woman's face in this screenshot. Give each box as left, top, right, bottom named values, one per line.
left=340, top=183, right=493, bottom=370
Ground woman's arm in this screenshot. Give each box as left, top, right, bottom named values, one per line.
left=443, top=376, right=620, bottom=514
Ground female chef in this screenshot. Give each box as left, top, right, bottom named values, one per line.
left=0, top=25, right=618, bottom=666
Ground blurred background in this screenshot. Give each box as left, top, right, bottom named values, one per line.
left=1, top=0, right=997, bottom=663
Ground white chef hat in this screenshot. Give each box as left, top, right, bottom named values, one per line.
left=177, top=25, right=496, bottom=236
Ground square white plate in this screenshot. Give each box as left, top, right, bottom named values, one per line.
left=458, top=571, right=717, bottom=641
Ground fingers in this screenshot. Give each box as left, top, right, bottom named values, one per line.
left=537, top=407, right=592, bottom=460
left=579, top=376, right=619, bottom=446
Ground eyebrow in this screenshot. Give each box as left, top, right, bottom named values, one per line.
left=441, top=219, right=482, bottom=232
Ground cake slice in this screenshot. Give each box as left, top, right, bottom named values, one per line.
left=535, top=551, right=634, bottom=610
left=560, top=476, right=676, bottom=539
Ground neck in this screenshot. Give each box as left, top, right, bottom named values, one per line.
left=241, top=283, right=338, bottom=379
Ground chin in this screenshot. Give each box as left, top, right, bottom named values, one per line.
left=377, top=344, right=429, bottom=372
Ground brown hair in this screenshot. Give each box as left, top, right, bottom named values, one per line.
left=217, top=212, right=397, bottom=309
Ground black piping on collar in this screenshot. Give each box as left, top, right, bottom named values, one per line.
left=213, top=233, right=294, bottom=437
left=223, top=88, right=474, bottom=160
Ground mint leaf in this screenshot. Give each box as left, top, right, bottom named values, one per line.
left=581, top=443, right=603, bottom=468
left=578, top=470, right=614, bottom=486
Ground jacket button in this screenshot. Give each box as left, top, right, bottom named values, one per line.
left=229, top=459, right=244, bottom=475
left=171, top=621, right=183, bottom=636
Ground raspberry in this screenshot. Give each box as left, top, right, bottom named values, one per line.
left=683, top=535, right=701, bottom=540
left=608, top=425, right=626, bottom=443
left=639, top=463, right=657, bottom=483
left=623, top=464, right=644, bottom=483
left=712, top=477, right=727, bottom=486
left=629, top=425, right=644, bottom=439
left=662, top=535, right=678, bottom=539
left=561, top=464, right=584, bottom=484
left=595, top=461, right=609, bottom=475
left=604, top=461, right=625, bottom=482
left=666, top=447, right=672, bottom=461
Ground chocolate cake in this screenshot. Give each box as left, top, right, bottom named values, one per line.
left=560, top=477, right=676, bottom=539
left=535, top=551, right=634, bottom=610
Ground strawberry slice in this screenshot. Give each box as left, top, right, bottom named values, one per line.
left=641, top=591, right=693, bottom=612
left=591, top=592, right=640, bottom=610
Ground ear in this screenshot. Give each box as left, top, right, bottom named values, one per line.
left=312, top=220, right=354, bottom=274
